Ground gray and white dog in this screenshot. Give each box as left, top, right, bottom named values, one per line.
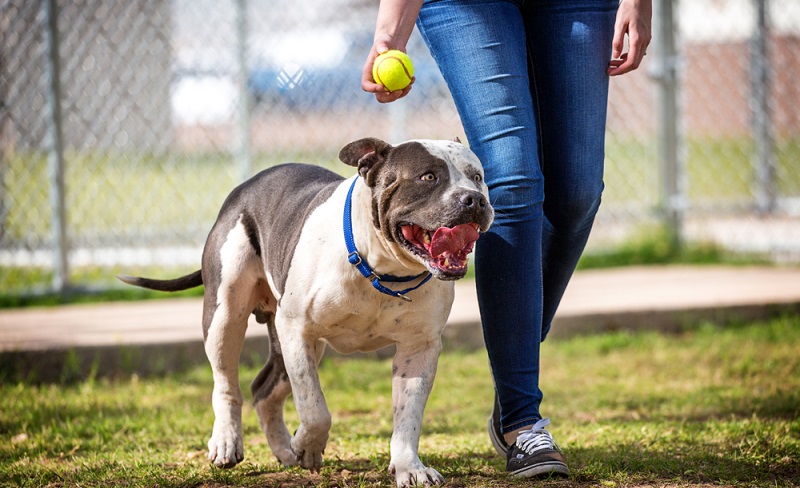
left=119, top=137, right=493, bottom=487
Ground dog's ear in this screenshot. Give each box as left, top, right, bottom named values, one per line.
left=339, top=138, right=392, bottom=179
left=451, top=136, right=462, bottom=144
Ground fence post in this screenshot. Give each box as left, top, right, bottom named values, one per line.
left=752, top=0, right=775, bottom=214
left=42, top=0, right=69, bottom=292
left=651, top=0, right=683, bottom=250
left=0, top=47, right=6, bottom=243
left=235, top=0, right=251, bottom=183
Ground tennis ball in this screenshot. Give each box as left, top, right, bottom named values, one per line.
left=372, top=50, right=415, bottom=92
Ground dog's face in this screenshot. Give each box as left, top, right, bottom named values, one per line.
left=340, top=138, right=494, bottom=280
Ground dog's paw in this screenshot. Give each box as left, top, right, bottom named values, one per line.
left=303, top=451, right=324, bottom=472
left=391, top=464, right=445, bottom=487
left=290, top=439, right=324, bottom=472
left=207, top=426, right=244, bottom=469
left=273, top=446, right=299, bottom=467
left=292, top=446, right=323, bottom=472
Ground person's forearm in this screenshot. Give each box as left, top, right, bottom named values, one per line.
left=374, top=0, right=424, bottom=51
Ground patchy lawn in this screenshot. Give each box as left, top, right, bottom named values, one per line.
left=2, top=316, right=799, bottom=487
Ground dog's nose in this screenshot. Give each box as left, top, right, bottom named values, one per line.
left=458, top=191, right=488, bottom=210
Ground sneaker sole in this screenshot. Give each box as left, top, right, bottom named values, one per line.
left=510, top=461, right=570, bottom=479
left=487, top=415, right=508, bottom=457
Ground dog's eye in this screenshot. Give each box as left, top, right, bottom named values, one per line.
left=420, top=173, right=436, bottom=182
left=473, top=174, right=483, bottom=183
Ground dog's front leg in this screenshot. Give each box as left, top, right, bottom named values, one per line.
left=279, top=328, right=330, bottom=472
left=389, top=341, right=445, bottom=487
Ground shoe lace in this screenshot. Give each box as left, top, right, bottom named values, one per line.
left=515, top=418, right=558, bottom=455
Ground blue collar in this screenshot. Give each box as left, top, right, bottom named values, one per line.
left=343, top=177, right=432, bottom=302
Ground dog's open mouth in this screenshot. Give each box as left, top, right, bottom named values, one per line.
left=399, top=223, right=481, bottom=277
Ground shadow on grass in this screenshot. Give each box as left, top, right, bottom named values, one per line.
left=216, top=452, right=504, bottom=488
left=592, top=388, right=800, bottom=425
left=568, top=441, right=800, bottom=487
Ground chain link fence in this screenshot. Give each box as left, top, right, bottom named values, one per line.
left=2, top=0, right=799, bottom=296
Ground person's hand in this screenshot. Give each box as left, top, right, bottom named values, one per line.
left=607, top=0, right=652, bottom=76
left=361, top=34, right=414, bottom=103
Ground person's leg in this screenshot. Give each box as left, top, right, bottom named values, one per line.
left=495, top=4, right=618, bottom=476
left=418, top=0, right=546, bottom=435
left=521, top=0, right=618, bottom=340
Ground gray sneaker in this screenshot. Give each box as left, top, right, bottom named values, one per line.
left=506, top=418, right=570, bottom=478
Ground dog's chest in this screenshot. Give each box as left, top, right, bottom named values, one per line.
left=283, top=258, right=451, bottom=354
left=311, top=294, right=446, bottom=354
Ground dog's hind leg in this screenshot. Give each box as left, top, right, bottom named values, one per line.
left=202, top=217, right=263, bottom=469
left=251, top=317, right=297, bottom=466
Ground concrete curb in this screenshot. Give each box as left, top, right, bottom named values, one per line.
left=4, top=301, right=798, bottom=383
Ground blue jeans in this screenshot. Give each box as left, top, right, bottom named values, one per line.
left=417, top=0, right=617, bottom=433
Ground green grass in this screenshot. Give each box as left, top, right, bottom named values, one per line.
left=0, top=265, right=204, bottom=308
left=2, top=149, right=349, bottom=244
left=2, top=316, right=798, bottom=487
left=602, top=135, right=800, bottom=206
left=576, top=225, right=771, bottom=270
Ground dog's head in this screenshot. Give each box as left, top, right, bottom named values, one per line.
left=340, top=137, right=494, bottom=280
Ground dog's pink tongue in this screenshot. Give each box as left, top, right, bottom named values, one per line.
left=430, top=224, right=480, bottom=258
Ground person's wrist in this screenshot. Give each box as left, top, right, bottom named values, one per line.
left=373, top=33, right=403, bottom=53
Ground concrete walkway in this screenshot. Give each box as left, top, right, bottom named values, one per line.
left=1, top=266, right=799, bottom=380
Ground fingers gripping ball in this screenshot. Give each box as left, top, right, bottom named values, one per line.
left=372, top=50, right=415, bottom=92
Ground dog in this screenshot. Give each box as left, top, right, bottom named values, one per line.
left=119, top=137, right=493, bottom=486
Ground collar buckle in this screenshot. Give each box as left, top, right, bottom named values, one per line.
left=347, top=251, right=363, bottom=266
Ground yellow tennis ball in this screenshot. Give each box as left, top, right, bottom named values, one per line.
left=372, top=50, right=415, bottom=92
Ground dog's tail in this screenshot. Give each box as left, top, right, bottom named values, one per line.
left=117, top=270, right=203, bottom=292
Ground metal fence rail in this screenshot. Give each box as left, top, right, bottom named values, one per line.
left=1, top=0, right=799, bottom=295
